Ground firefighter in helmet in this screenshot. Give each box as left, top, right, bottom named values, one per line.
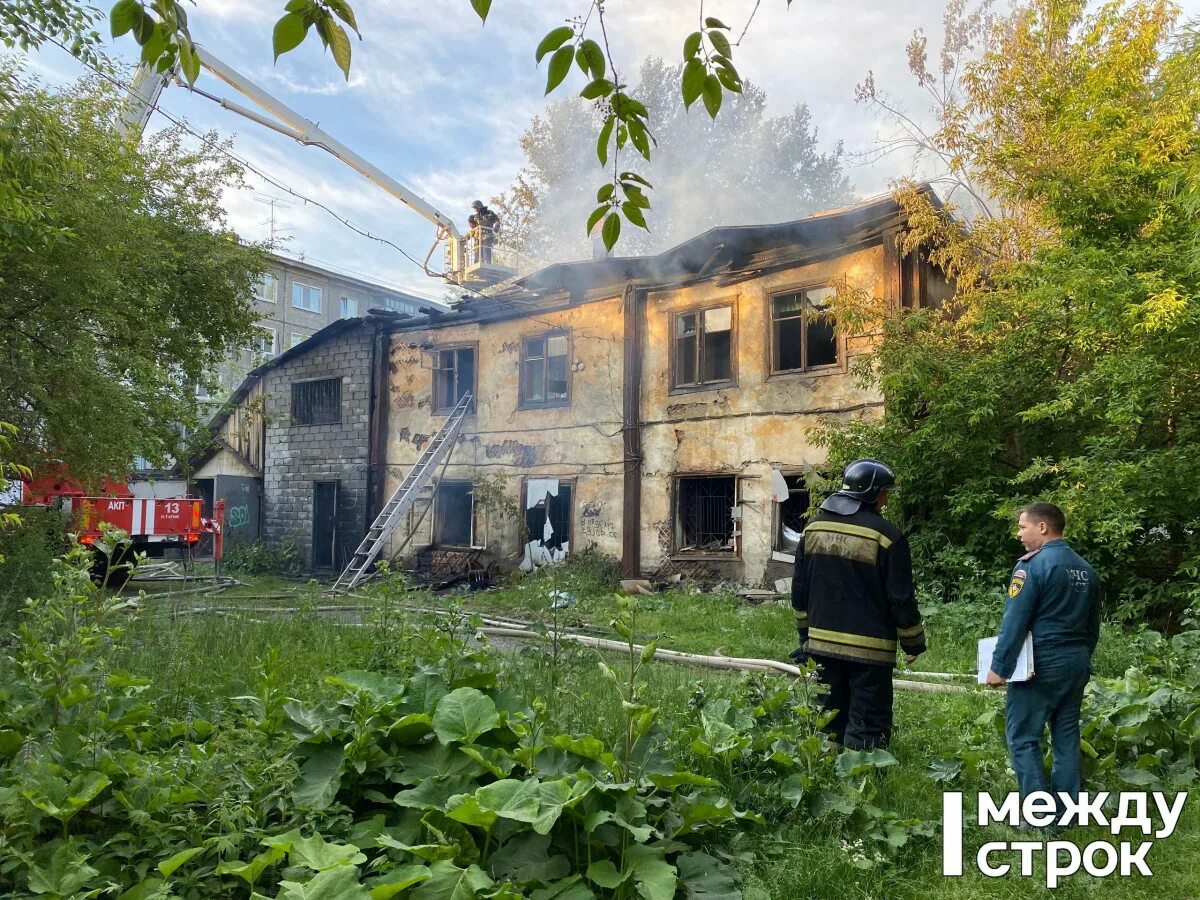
left=790, top=459, right=926, bottom=749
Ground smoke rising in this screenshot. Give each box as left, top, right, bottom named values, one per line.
left=494, top=58, right=855, bottom=268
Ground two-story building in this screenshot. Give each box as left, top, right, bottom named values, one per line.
left=190, top=189, right=950, bottom=583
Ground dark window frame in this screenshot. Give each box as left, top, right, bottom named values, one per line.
left=668, top=302, right=737, bottom=395
left=768, top=284, right=843, bottom=377
left=431, top=343, right=478, bottom=414
left=671, top=474, right=740, bottom=558
left=433, top=480, right=477, bottom=548
left=519, top=477, right=575, bottom=555
left=518, top=330, right=572, bottom=409
left=291, top=377, right=342, bottom=426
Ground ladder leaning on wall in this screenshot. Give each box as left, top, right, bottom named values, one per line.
left=330, top=392, right=473, bottom=593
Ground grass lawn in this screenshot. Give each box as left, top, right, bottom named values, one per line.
left=108, top=563, right=1199, bottom=899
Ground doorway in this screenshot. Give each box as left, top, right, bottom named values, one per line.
left=312, top=481, right=339, bottom=568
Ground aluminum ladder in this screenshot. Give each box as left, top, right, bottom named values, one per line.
left=330, top=393, right=472, bottom=593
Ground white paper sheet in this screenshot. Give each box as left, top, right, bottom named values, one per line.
left=977, top=633, right=1034, bottom=684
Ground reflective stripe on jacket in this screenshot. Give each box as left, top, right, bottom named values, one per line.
left=791, top=506, right=925, bottom=667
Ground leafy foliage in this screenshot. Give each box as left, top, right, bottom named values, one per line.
left=0, top=72, right=265, bottom=481
left=817, top=1, right=1200, bottom=619
left=0, top=559, right=934, bottom=898
left=224, top=539, right=304, bottom=577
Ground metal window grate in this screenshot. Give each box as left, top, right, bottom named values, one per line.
left=676, top=476, right=736, bottom=551
left=292, top=378, right=341, bottom=426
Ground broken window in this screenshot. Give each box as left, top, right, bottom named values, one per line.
left=673, top=306, right=733, bottom=389
left=774, top=474, right=811, bottom=553
left=522, top=479, right=573, bottom=569
left=292, top=378, right=341, bottom=426
left=520, top=332, right=570, bottom=406
left=434, top=481, right=474, bottom=546
left=772, top=286, right=838, bottom=373
left=433, top=347, right=476, bottom=412
left=675, top=476, right=737, bottom=553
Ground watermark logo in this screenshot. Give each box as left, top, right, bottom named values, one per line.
left=942, top=791, right=1186, bottom=887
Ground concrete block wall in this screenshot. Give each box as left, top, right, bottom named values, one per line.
left=262, top=326, right=374, bottom=569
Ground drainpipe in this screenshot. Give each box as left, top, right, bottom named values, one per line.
left=621, top=285, right=645, bottom=577
left=367, top=324, right=391, bottom=527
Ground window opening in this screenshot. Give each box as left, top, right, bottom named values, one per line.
left=434, top=347, right=476, bottom=412
left=292, top=378, right=341, bottom=425
left=675, top=476, right=737, bottom=552
left=674, top=306, right=733, bottom=388
left=772, top=286, right=838, bottom=372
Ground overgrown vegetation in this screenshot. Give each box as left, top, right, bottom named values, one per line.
left=820, top=0, right=1200, bottom=625
left=223, top=540, right=304, bottom=578
left=0, top=67, right=265, bottom=481
left=0, top=505, right=67, bottom=623
left=3, top=550, right=1200, bottom=898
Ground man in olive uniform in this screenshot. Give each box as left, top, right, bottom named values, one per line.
left=986, top=502, right=1101, bottom=817
left=791, top=459, right=926, bottom=749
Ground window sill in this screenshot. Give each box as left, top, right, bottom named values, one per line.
left=517, top=400, right=572, bottom=411
left=767, top=365, right=843, bottom=381
left=668, top=381, right=737, bottom=397
left=671, top=552, right=740, bottom=562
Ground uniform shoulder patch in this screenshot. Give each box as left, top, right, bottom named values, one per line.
left=1008, top=575, right=1026, bottom=598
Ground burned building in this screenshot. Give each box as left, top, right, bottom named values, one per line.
left=192, top=189, right=951, bottom=582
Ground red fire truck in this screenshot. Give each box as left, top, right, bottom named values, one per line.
left=21, top=469, right=222, bottom=585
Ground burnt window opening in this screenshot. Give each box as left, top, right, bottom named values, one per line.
left=673, top=306, right=733, bottom=389
left=675, top=476, right=737, bottom=553
left=433, top=347, right=476, bottom=413
left=526, top=483, right=573, bottom=552
left=521, top=332, right=570, bottom=406
left=772, top=287, right=838, bottom=373
left=774, top=475, right=811, bottom=553
left=434, top=481, right=474, bottom=546
left=292, top=378, right=341, bottom=426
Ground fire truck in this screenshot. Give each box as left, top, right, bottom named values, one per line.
left=22, top=470, right=222, bottom=585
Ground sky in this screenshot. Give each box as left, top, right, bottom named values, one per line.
left=18, top=0, right=1200, bottom=300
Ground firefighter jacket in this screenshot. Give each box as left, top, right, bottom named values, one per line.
left=990, top=539, right=1101, bottom=679
left=791, top=505, right=926, bottom=667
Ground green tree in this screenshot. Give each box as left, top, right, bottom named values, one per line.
left=0, top=70, right=265, bottom=481
left=497, top=57, right=852, bottom=265
left=819, top=0, right=1200, bottom=617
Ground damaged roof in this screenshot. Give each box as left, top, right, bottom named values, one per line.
left=378, top=185, right=940, bottom=329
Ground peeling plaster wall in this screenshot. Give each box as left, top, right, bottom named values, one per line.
left=639, top=245, right=886, bottom=585
left=384, top=298, right=628, bottom=564
left=383, top=243, right=896, bottom=586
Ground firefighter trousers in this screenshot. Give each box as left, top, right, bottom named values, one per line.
left=813, top=654, right=894, bottom=750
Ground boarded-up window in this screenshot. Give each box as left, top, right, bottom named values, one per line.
left=675, top=476, right=736, bottom=553
left=772, top=287, right=838, bottom=373
left=521, top=332, right=570, bottom=406
left=774, top=475, right=811, bottom=552
left=674, top=306, right=733, bottom=389
left=292, top=378, right=341, bottom=425
left=434, top=347, right=476, bottom=412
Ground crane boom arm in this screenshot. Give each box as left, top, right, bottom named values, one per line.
left=118, top=48, right=462, bottom=241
